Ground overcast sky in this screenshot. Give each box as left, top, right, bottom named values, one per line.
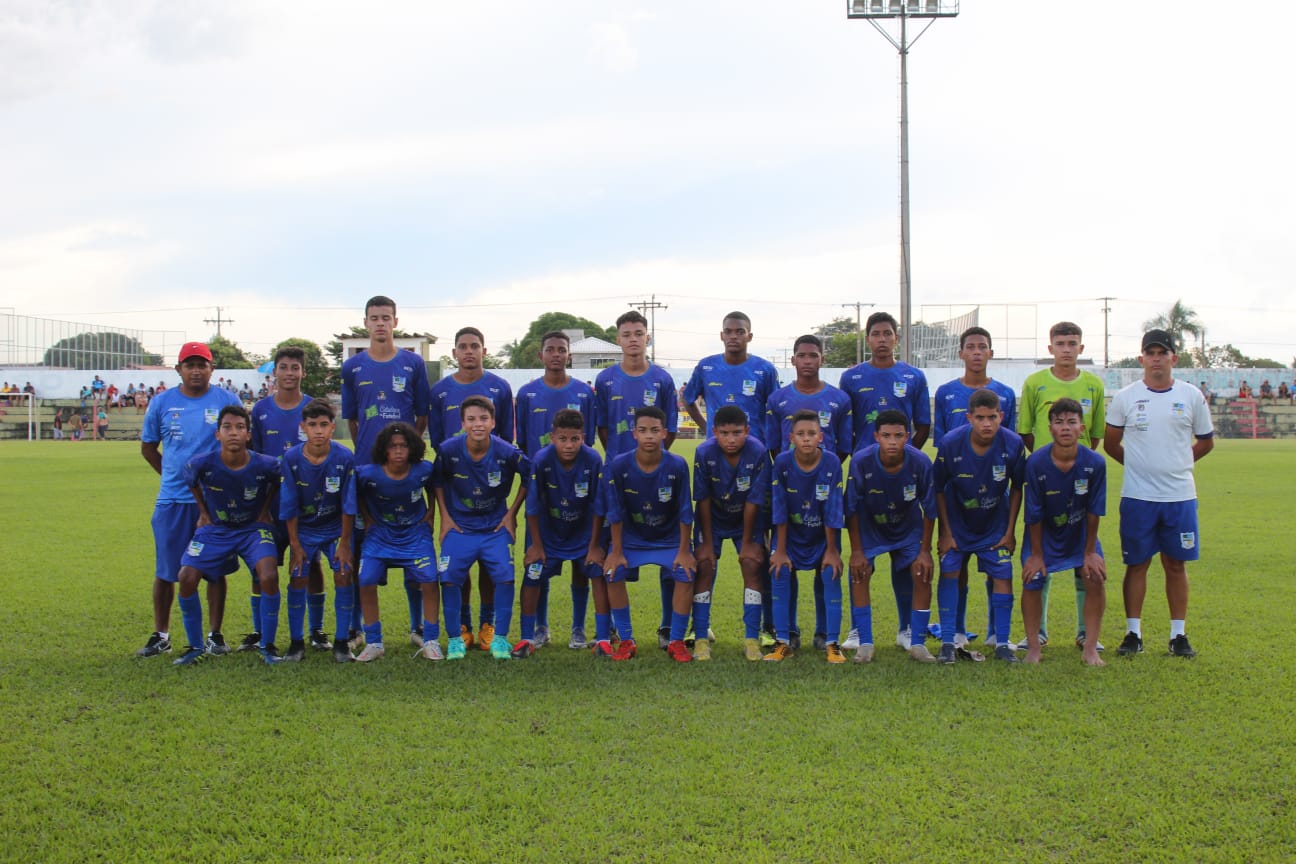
left=3, top=1, right=1293, bottom=369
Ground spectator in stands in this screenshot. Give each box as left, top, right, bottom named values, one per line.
left=0, top=382, right=9, bottom=407
left=1238, top=380, right=1252, bottom=399
left=156, top=381, right=167, bottom=392
left=78, top=386, right=91, bottom=409
left=52, top=408, right=65, bottom=440
left=135, top=388, right=149, bottom=413
left=71, top=412, right=84, bottom=441
left=1199, top=381, right=1213, bottom=406
left=1259, top=379, right=1274, bottom=403
left=106, top=383, right=119, bottom=410
left=22, top=382, right=34, bottom=395
left=238, top=383, right=254, bottom=403
left=91, top=375, right=105, bottom=396
left=95, top=406, right=109, bottom=441
left=1280, top=381, right=1292, bottom=404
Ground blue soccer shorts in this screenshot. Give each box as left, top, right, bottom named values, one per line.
left=437, top=529, right=514, bottom=586
left=865, top=539, right=922, bottom=574
left=940, top=546, right=1013, bottom=582
left=181, top=524, right=277, bottom=581
left=291, top=531, right=348, bottom=580
left=1119, top=498, right=1200, bottom=564
left=605, top=546, right=688, bottom=584
left=153, top=502, right=200, bottom=583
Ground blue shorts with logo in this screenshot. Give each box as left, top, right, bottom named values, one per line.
left=181, top=523, right=277, bottom=581
left=865, top=539, right=922, bottom=573
left=437, top=529, right=514, bottom=586
left=292, top=528, right=350, bottom=580
left=940, top=546, right=1013, bottom=581
left=358, top=524, right=437, bottom=586
left=606, top=546, right=690, bottom=584
left=694, top=526, right=768, bottom=560
left=1119, top=498, right=1199, bottom=564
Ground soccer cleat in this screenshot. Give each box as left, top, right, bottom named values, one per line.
left=205, top=632, right=231, bottom=656
left=763, top=641, right=793, bottom=662
left=744, top=639, right=764, bottom=661
left=995, top=644, right=1021, bottom=663
left=510, top=639, right=535, bottom=659
left=417, top=640, right=445, bottom=661
left=841, top=628, right=861, bottom=650
left=172, top=645, right=207, bottom=666
left=459, top=625, right=475, bottom=651
left=333, top=643, right=355, bottom=663
left=347, top=629, right=365, bottom=651
left=812, top=632, right=828, bottom=651
left=667, top=640, right=693, bottom=663
left=1168, top=634, right=1197, bottom=658
left=1116, top=631, right=1144, bottom=656
left=657, top=627, right=671, bottom=650
left=758, top=627, right=776, bottom=648
left=956, top=645, right=986, bottom=662
left=609, top=628, right=621, bottom=647
left=683, top=627, right=696, bottom=648
left=1016, top=633, right=1049, bottom=651
left=534, top=625, right=551, bottom=648
left=908, top=644, right=937, bottom=664
left=1075, top=632, right=1106, bottom=652
left=446, top=637, right=467, bottom=660
left=983, top=634, right=998, bottom=649
left=136, top=632, right=172, bottom=657
left=692, top=639, right=712, bottom=661
left=953, top=632, right=970, bottom=649
left=938, top=643, right=957, bottom=665
left=825, top=642, right=846, bottom=664
left=259, top=645, right=284, bottom=665
left=237, top=632, right=262, bottom=652
left=476, top=624, right=495, bottom=651
left=409, top=630, right=424, bottom=648
left=355, top=643, right=386, bottom=663
left=853, top=644, right=875, bottom=664
left=568, top=628, right=589, bottom=650
left=789, top=630, right=802, bottom=652
left=895, top=628, right=911, bottom=650
left=490, top=634, right=512, bottom=660
left=591, top=639, right=615, bottom=658
left=309, top=629, right=333, bottom=650
left=611, top=638, right=638, bottom=661
left=283, top=640, right=307, bottom=662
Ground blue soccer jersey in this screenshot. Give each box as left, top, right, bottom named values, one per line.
left=599, top=451, right=693, bottom=551
left=526, top=443, right=603, bottom=559
left=846, top=443, right=936, bottom=552
left=355, top=461, right=436, bottom=549
left=764, top=382, right=853, bottom=459
left=183, top=451, right=281, bottom=528
left=933, top=426, right=1026, bottom=550
left=1022, top=444, right=1106, bottom=569
left=932, top=379, right=1017, bottom=443
left=593, top=364, right=679, bottom=462
left=514, top=377, right=596, bottom=456
left=340, top=350, right=431, bottom=466
left=839, top=361, right=931, bottom=449
left=693, top=437, right=770, bottom=539
left=279, top=441, right=358, bottom=543
left=428, top=372, right=516, bottom=449
left=433, top=435, right=530, bottom=532
left=142, top=386, right=242, bottom=503
left=250, top=393, right=314, bottom=457
left=682, top=354, right=780, bottom=443
left=770, top=450, right=845, bottom=567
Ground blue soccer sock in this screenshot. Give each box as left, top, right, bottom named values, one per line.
left=333, top=586, right=355, bottom=644
left=891, top=564, right=913, bottom=629
left=595, top=612, right=612, bottom=642
left=308, top=591, right=325, bottom=633
left=521, top=613, right=536, bottom=642
left=404, top=581, right=421, bottom=633
left=909, top=607, right=931, bottom=645
left=851, top=603, right=874, bottom=646
left=692, top=590, right=712, bottom=640
left=536, top=579, right=550, bottom=630
left=459, top=594, right=473, bottom=630
left=1074, top=573, right=1086, bottom=634
left=261, top=591, right=282, bottom=648
left=480, top=598, right=495, bottom=628
left=287, top=586, right=307, bottom=643
left=821, top=567, right=842, bottom=643
left=985, top=578, right=994, bottom=637
left=670, top=610, right=690, bottom=642
left=742, top=588, right=762, bottom=639
left=992, top=591, right=1014, bottom=645
left=350, top=583, right=363, bottom=632
left=1038, top=571, right=1052, bottom=637
left=658, top=576, right=672, bottom=630
left=771, top=566, right=792, bottom=642
left=812, top=571, right=827, bottom=636
left=363, top=619, right=383, bottom=647
left=571, top=580, right=590, bottom=632
left=180, top=592, right=204, bottom=649
left=249, top=592, right=262, bottom=636
left=760, top=568, right=774, bottom=632
left=442, top=584, right=463, bottom=639
left=937, top=577, right=959, bottom=645
left=788, top=572, right=800, bottom=634
left=610, top=604, right=634, bottom=642
left=955, top=580, right=969, bottom=636
left=421, top=619, right=440, bottom=644
left=491, top=581, right=514, bottom=638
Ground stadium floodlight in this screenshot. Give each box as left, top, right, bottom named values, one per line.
left=847, top=0, right=959, bottom=365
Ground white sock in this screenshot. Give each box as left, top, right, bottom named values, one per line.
left=1169, top=619, right=1186, bottom=638
left=159, top=631, right=169, bottom=640
left=1126, top=618, right=1141, bottom=637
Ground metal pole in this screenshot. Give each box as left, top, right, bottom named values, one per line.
left=898, top=9, right=913, bottom=365
left=1101, top=296, right=1112, bottom=366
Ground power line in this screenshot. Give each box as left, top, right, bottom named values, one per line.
left=203, top=307, right=234, bottom=338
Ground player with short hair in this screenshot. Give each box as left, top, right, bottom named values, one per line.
left=839, top=311, right=931, bottom=452
left=693, top=404, right=771, bottom=661
left=931, top=389, right=1026, bottom=664
left=683, top=311, right=779, bottom=446
left=766, top=410, right=846, bottom=663
left=137, top=341, right=241, bottom=659
left=595, top=406, right=694, bottom=662
left=1104, top=329, right=1213, bottom=658
left=1021, top=398, right=1108, bottom=665
left=1017, top=321, right=1106, bottom=651
left=433, top=395, right=530, bottom=660
left=279, top=398, right=359, bottom=664
left=173, top=405, right=282, bottom=665
left=844, top=409, right=937, bottom=664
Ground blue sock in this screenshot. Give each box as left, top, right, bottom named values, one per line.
left=521, top=613, right=536, bottom=642
left=812, top=571, right=827, bottom=636
left=985, top=578, right=994, bottom=637
left=851, top=604, right=873, bottom=645
left=670, top=610, right=690, bottom=642
left=992, top=592, right=1014, bottom=645
left=909, top=607, right=931, bottom=645
left=820, top=567, right=842, bottom=643
left=334, top=585, right=354, bottom=643
left=287, top=586, right=307, bottom=643
left=658, top=576, right=672, bottom=630
left=788, top=572, right=800, bottom=634
left=363, top=619, right=382, bottom=647
left=422, top=619, right=440, bottom=644
left=692, top=590, right=712, bottom=640
left=595, top=612, right=612, bottom=642
left=610, top=605, right=633, bottom=642
left=742, top=588, right=762, bottom=639
left=480, top=598, right=495, bottom=628
left=491, top=581, right=514, bottom=638
left=536, top=580, right=550, bottom=630
left=180, top=592, right=204, bottom=648
left=937, top=577, right=959, bottom=645
left=308, top=592, right=325, bottom=633
left=459, top=588, right=473, bottom=629
left=955, top=581, right=969, bottom=635
left=772, top=565, right=792, bottom=642
left=350, top=583, right=363, bottom=631
left=404, top=582, right=422, bottom=633
left=891, top=564, right=912, bottom=628
left=261, top=591, right=282, bottom=648
left=443, top=584, right=463, bottom=639
left=571, top=580, right=590, bottom=632
left=760, top=568, right=774, bottom=631
left=250, top=593, right=262, bottom=636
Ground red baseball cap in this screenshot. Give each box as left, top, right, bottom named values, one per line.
left=177, top=342, right=214, bottom=363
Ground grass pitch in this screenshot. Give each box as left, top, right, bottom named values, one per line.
left=1, top=439, right=1293, bottom=863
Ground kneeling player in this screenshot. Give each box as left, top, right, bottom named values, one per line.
left=693, top=405, right=770, bottom=661
left=174, top=406, right=282, bottom=666
left=767, top=410, right=845, bottom=663
left=932, top=389, right=1026, bottom=664
left=1021, top=398, right=1107, bottom=665
left=280, top=399, right=358, bottom=663
left=845, top=409, right=937, bottom=664
left=355, top=423, right=438, bottom=662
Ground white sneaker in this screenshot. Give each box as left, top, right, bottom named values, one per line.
left=984, top=634, right=998, bottom=649
left=853, top=643, right=875, bottom=664
left=908, top=644, right=937, bottom=663
left=953, top=632, right=969, bottom=649
left=841, top=628, right=861, bottom=650
left=895, top=628, right=911, bottom=650
left=409, top=630, right=424, bottom=648
left=356, top=643, right=386, bottom=663
left=415, top=641, right=444, bottom=661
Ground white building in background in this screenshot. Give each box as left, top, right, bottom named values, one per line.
left=338, top=333, right=438, bottom=360
left=565, top=330, right=619, bottom=369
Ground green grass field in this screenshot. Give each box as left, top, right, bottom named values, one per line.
left=1, top=439, right=1293, bottom=863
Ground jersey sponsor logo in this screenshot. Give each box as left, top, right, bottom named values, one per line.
left=903, top=484, right=916, bottom=501
left=1180, top=532, right=1195, bottom=550
left=204, top=408, right=219, bottom=424
left=815, top=484, right=830, bottom=501
left=1074, top=478, right=1088, bottom=495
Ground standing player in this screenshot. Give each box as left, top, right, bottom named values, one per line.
left=683, top=311, right=779, bottom=445
left=931, top=389, right=1026, bottom=664
left=173, top=406, right=282, bottom=665
left=596, top=406, right=694, bottom=662
left=693, top=405, right=771, bottom=661
left=280, top=398, right=359, bottom=664
left=844, top=409, right=937, bottom=664
left=137, top=342, right=240, bottom=659
left=766, top=410, right=846, bottom=663
left=433, top=396, right=529, bottom=660
left=428, top=326, right=516, bottom=650
left=839, top=312, right=931, bottom=452
left=340, top=296, right=430, bottom=651
left=513, top=331, right=596, bottom=647
left=1021, top=399, right=1108, bottom=666
left=1017, top=321, right=1106, bottom=650
left=1104, top=329, right=1213, bottom=658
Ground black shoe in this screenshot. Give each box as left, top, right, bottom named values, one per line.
left=237, top=632, right=262, bottom=652
left=789, top=630, right=802, bottom=651
left=333, top=643, right=355, bottom=663
left=205, top=632, right=231, bottom=656
left=938, top=643, right=957, bottom=665
left=994, top=644, right=1021, bottom=663
left=284, top=640, right=307, bottom=662
left=309, top=629, right=333, bottom=650
left=1168, top=634, right=1197, bottom=658
left=136, top=632, right=172, bottom=657
left=812, top=632, right=828, bottom=651
left=1116, top=631, right=1144, bottom=656
left=657, top=627, right=670, bottom=650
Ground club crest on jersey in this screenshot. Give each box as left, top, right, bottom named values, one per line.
left=818, top=410, right=831, bottom=427
left=736, top=475, right=751, bottom=492
left=204, top=408, right=219, bottom=424
left=992, top=465, right=1006, bottom=482
left=1172, top=401, right=1186, bottom=416
left=1074, top=478, right=1088, bottom=495
left=298, top=428, right=308, bottom=441
left=243, top=487, right=258, bottom=501
left=567, top=403, right=581, bottom=411
left=1080, top=398, right=1092, bottom=414
left=187, top=540, right=204, bottom=556
left=574, top=482, right=589, bottom=498
left=391, top=375, right=406, bottom=393
left=742, top=379, right=757, bottom=397
left=815, top=484, right=830, bottom=501
left=657, top=486, right=672, bottom=503
left=410, top=489, right=421, bottom=502
left=903, top=484, right=917, bottom=501
left=325, top=476, right=341, bottom=493
left=437, top=555, right=450, bottom=573
left=642, top=390, right=657, bottom=406
left=1180, top=532, right=1195, bottom=550
left=892, top=381, right=908, bottom=398
left=487, top=471, right=502, bottom=487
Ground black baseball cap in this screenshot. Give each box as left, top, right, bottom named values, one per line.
left=1141, top=329, right=1175, bottom=352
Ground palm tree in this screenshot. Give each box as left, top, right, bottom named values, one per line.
left=1142, top=300, right=1203, bottom=353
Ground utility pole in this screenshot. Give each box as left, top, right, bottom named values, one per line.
left=841, top=301, right=876, bottom=365
left=629, top=295, right=668, bottom=363
left=1099, top=296, right=1113, bottom=366
left=204, top=307, right=234, bottom=339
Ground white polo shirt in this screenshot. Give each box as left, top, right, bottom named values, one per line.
left=1107, top=378, right=1213, bottom=502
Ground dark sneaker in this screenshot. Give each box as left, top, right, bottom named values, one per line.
left=205, top=632, right=231, bottom=656
left=1116, top=631, right=1144, bottom=656
left=789, top=630, right=802, bottom=652
left=812, top=632, right=828, bottom=651
left=283, top=640, right=307, bottom=662
left=994, top=644, right=1021, bottom=663
left=657, top=627, right=671, bottom=650
left=1168, top=634, right=1197, bottom=658
left=172, top=645, right=207, bottom=666
left=259, top=644, right=283, bottom=665
left=309, top=629, right=332, bottom=651
left=938, top=643, right=957, bottom=665
left=136, top=632, right=171, bottom=657
left=333, top=643, right=355, bottom=663
left=237, top=632, right=262, bottom=652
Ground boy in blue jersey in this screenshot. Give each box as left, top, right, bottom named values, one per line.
left=844, top=409, right=937, bottom=664
left=434, top=396, right=530, bottom=661
left=137, top=341, right=241, bottom=659
left=683, top=311, right=779, bottom=445
left=1022, top=399, right=1107, bottom=666
left=594, top=406, right=694, bottom=662
left=354, top=422, right=438, bottom=662
left=839, top=312, right=931, bottom=451
left=340, top=296, right=431, bottom=652
left=932, top=389, right=1026, bottom=664
left=514, top=331, right=596, bottom=648
left=173, top=405, right=282, bottom=665
left=428, top=326, right=516, bottom=651
left=594, top=310, right=679, bottom=645
left=693, top=405, right=770, bottom=661
left=515, top=409, right=602, bottom=657
left=766, top=410, right=846, bottom=663
left=280, top=399, right=359, bottom=664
